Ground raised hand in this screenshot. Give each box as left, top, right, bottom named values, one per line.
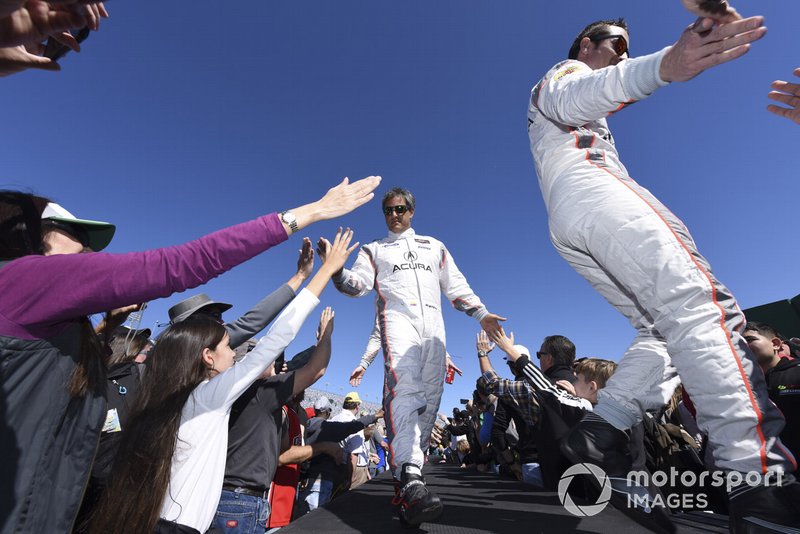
left=349, top=365, right=366, bottom=387
left=315, top=237, right=331, bottom=263
left=479, top=312, right=506, bottom=339
left=476, top=330, right=495, bottom=354
left=296, top=237, right=314, bottom=280
left=0, top=1, right=108, bottom=48
left=489, top=327, right=516, bottom=357
left=768, top=68, right=800, bottom=125
left=314, top=176, right=381, bottom=221
left=659, top=15, right=766, bottom=83
left=316, top=306, right=334, bottom=341
left=680, top=0, right=740, bottom=23
left=320, top=227, right=358, bottom=274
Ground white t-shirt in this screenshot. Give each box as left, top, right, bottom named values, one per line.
left=159, top=289, right=319, bottom=531
left=331, top=409, right=368, bottom=467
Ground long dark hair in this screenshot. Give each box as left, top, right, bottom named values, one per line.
left=88, top=316, right=226, bottom=534
left=0, top=190, right=49, bottom=260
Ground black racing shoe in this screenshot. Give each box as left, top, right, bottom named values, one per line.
left=392, top=463, right=443, bottom=528
left=561, top=413, right=676, bottom=534
left=728, top=474, right=800, bottom=533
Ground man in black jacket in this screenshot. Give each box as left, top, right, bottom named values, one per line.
left=744, top=322, right=800, bottom=469
left=537, top=335, right=578, bottom=385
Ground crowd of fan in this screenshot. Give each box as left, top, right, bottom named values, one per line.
left=1, top=176, right=799, bottom=534
left=428, top=328, right=800, bottom=515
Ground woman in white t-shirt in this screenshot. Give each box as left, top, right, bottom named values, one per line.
left=89, top=229, right=358, bottom=534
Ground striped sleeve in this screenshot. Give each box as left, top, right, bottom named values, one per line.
left=516, top=356, right=593, bottom=411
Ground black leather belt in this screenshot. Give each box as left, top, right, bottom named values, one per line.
left=222, top=484, right=266, bottom=498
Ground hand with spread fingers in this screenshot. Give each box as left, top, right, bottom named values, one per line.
left=768, top=68, right=800, bottom=125
left=476, top=330, right=495, bottom=355
left=319, top=227, right=359, bottom=275
left=489, top=327, right=523, bottom=362
left=659, top=15, right=767, bottom=83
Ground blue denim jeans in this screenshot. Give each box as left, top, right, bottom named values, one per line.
left=522, top=462, right=545, bottom=488
left=212, top=489, right=270, bottom=534
left=296, top=478, right=334, bottom=516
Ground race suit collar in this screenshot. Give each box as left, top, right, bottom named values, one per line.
left=387, top=227, right=416, bottom=242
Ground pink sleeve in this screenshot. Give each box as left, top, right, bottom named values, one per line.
left=0, top=213, right=287, bottom=339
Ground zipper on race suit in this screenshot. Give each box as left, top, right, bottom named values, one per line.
left=403, top=237, right=426, bottom=328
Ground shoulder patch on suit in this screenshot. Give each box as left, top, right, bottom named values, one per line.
left=414, top=238, right=430, bottom=244
left=553, top=65, right=581, bottom=81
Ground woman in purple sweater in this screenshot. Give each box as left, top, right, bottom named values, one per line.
left=0, top=176, right=379, bottom=534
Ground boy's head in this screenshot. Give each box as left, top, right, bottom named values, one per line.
left=743, top=322, right=783, bottom=369
left=573, top=358, right=617, bottom=404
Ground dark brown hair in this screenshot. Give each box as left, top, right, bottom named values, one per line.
left=1, top=191, right=107, bottom=397
left=0, top=190, right=49, bottom=260
left=89, top=316, right=226, bottom=534
left=107, top=327, right=152, bottom=367
left=568, top=18, right=628, bottom=59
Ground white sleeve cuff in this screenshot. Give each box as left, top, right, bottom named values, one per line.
left=622, top=46, right=671, bottom=101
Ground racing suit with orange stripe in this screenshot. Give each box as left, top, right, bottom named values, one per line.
left=527, top=49, right=796, bottom=475
left=333, top=227, right=488, bottom=473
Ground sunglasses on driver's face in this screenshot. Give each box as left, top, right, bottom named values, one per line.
left=590, top=33, right=629, bottom=57
left=383, top=205, right=409, bottom=216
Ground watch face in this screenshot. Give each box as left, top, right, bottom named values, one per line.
left=282, top=211, right=296, bottom=223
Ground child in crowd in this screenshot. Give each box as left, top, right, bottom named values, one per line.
left=480, top=328, right=616, bottom=489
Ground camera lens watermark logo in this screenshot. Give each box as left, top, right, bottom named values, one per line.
left=558, top=463, right=611, bottom=517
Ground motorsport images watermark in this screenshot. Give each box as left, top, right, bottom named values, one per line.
left=557, top=463, right=785, bottom=517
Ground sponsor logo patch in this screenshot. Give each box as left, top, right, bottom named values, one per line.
left=553, top=66, right=581, bottom=81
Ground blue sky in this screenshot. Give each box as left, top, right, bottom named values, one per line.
left=5, top=1, right=797, bottom=413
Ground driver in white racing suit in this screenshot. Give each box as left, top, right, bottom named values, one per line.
left=326, top=187, right=504, bottom=526
left=527, top=9, right=797, bottom=533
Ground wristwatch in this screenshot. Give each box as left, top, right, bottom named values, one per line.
left=478, top=350, right=488, bottom=358
left=280, top=210, right=298, bottom=234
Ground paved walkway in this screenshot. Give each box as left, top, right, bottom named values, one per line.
left=282, top=464, right=728, bottom=533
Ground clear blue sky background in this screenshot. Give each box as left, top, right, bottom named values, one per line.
left=5, top=1, right=797, bottom=413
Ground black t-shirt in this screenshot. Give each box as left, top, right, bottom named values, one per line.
left=223, top=371, right=296, bottom=491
